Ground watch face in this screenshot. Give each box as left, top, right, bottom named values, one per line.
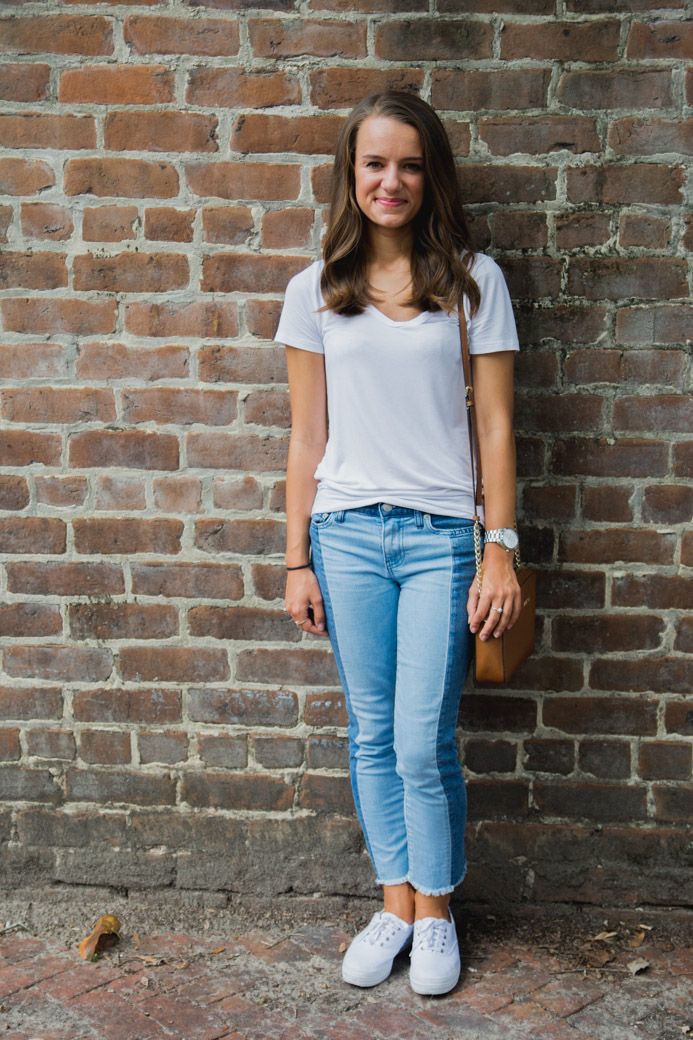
left=503, top=529, right=519, bottom=550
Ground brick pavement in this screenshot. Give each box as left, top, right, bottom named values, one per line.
left=0, top=907, right=691, bottom=1040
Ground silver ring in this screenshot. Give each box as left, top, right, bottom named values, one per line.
left=494, top=607, right=503, bottom=614
left=293, top=617, right=310, bottom=627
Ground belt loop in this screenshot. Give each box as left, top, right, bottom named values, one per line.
left=336, top=509, right=346, bottom=523
left=415, top=511, right=424, bottom=528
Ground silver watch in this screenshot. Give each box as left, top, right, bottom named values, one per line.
left=484, top=527, right=519, bottom=551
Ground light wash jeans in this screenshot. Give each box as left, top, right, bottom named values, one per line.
left=309, top=502, right=482, bottom=897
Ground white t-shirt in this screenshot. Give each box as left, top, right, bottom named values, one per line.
left=274, top=252, right=520, bottom=522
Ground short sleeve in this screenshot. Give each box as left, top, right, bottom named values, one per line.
left=274, top=263, right=325, bottom=355
left=465, top=254, right=520, bottom=355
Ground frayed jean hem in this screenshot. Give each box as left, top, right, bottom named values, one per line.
left=376, top=868, right=467, bottom=897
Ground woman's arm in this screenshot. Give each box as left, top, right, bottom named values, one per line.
left=284, top=345, right=330, bottom=637
left=465, top=351, right=522, bottom=641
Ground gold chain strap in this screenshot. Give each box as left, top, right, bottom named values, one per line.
left=473, top=518, right=522, bottom=596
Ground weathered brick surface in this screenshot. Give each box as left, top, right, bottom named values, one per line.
left=0, top=1, right=689, bottom=911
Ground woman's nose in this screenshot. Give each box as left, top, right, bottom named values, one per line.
left=381, top=163, right=401, bottom=191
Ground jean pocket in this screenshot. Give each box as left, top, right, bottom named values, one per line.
left=310, top=511, right=337, bottom=529
left=423, top=513, right=475, bottom=536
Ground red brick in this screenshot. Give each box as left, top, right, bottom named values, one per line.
left=182, top=772, right=293, bottom=811
left=559, top=528, right=675, bottom=565
left=195, top=518, right=285, bottom=555
left=119, top=646, right=229, bottom=683
left=139, top=730, right=188, bottom=765
left=501, top=19, right=619, bottom=60
left=375, top=18, right=491, bottom=60
left=664, top=700, right=693, bottom=736
left=614, top=394, right=691, bottom=433
left=520, top=485, right=576, bottom=521
left=567, top=163, right=683, bottom=205
left=198, top=733, right=247, bottom=768
left=568, top=257, right=687, bottom=300
left=578, top=738, right=632, bottom=779
left=558, top=68, right=672, bottom=110
left=642, top=484, right=693, bottom=523
left=250, top=17, right=367, bottom=58
left=0, top=62, right=50, bottom=102
left=198, top=345, right=286, bottom=384
left=0, top=252, right=67, bottom=290
left=5, top=645, right=112, bottom=682
left=188, top=686, right=298, bottom=727
left=258, top=734, right=305, bottom=768
left=480, top=116, right=599, bottom=156
left=6, top=560, right=124, bottom=597
left=0, top=602, right=62, bottom=637
left=69, top=603, right=178, bottom=640
left=236, top=647, right=339, bottom=685
left=0, top=429, right=61, bottom=467
left=674, top=617, right=693, bottom=654
left=467, top=779, right=531, bottom=820
left=609, top=117, right=693, bottom=156
left=59, top=63, right=174, bottom=104
left=188, top=605, right=297, bottom=642
left=0, top=157, right=54, bottom=195
left=20, top=202, right=73, bottom=241
left=0, top=767, right=60, bottom=802
left=590, top=658, right=691, bottom=695
left=0, top=204, right=10, bottom=242
left=556, top=212, right=611, bottom=249
left=534, top=781, right=647, bottom=821
left=66, top=768, right=176, bottom=806
left=244, top=390, right=291, bottom=428
left=187, top=432, right=287, bottom=471
left=144, top=207, right=195, bottom=242
left=0, top=475, right=29, bottom=510
left=553, top=438, right=668, bottom=478
left=1, top=387, right=114, bottom=424
left=73, top=687, right=181, bottom=724
left=623, top=348, right=687, bottom=386
left=612, top=574, right=692, bottom=610
left=202, top=253, right=306, bottom=293
left=523, top=738, right=574, bottom=776
left=122, top=387, right=237, bottom=426
left=0, top=113, right=95, bottom=150
left=187, top=67, right=300, bottom=108
left=616, top=304, right=690, bottom=343
left=619, top=212, right=671, bottom=249
left=74, top=252, right=188, bottom=293
left=131, top=562, right=243, bottom=600
left=0, top=728, right=21, bottom=761
left=76, top=342, right=189, bottom=381
left=261, top=208, right=314, bottom=249
left=0, top=342, right=67, bottom=380
left=69, top=429, right=179, bottom=470
left=79, top=728, right=131, bottom=765
left=82, top=204, right=138, bottom=241
left=125, top=15, right=241, bottom=57
left=124, top=299, right=238, bottom=338
left=298, top=773, right=353, bottom=814
left=581, top=485, right=633, bottom=522
left=0, top=15, right=114, bottom=55
left=65, top=157, right=178, bottom=198
left=653, top=785, right=693, bottom=823
left=553, top=614, right=663, bottom=654
left=0, top=517, right=65, bottom=554
left=187, top=161, right=300, bottom=201
left=73, top=518, right=183, bottom=555
left=0, top=686, right=62, bottom=721
left=105, top=110, right=218, bottom=153
left=639, top=741, right=691, bottom=781
left=212, top=475, right=263, bottom=510
left=627, top=19, right=693, bottom=59
left=300, top=68, right=407, bottom=110
left=515, top=393, right=604, bottom=433
left=304, top=691, right=347, bottom=727
left=202, top=205, right=254, bottom=245
left=1, top=296, right=116, bottom=335
left=25, top=728, right=75, bottom=761
left=494, top=210, right=548, bottom=250
left=94, top=475, right=146, bottom=511
left=153, top=476, right=202, bottom=513
left=232, top=112, right=342, bottom=155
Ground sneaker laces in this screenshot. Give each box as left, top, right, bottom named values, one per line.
left=413, top=917, right=450, bottom=954
left=363, top=913, right=405, bottom=947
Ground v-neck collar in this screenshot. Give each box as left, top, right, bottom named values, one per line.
left=365, top=303, right=431, bottom=328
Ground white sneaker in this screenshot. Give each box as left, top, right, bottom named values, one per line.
left=409, top=908, right=461, bottom=995
left=341, top=910, right=414, bottom=987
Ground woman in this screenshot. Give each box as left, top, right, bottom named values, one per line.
left=275, top=91, right=522, bottom=996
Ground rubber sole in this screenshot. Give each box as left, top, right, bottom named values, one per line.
left=409, top=961, right=461, bottom=995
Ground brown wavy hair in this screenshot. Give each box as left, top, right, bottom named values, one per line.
left=320, top=90, right=481, bottom=318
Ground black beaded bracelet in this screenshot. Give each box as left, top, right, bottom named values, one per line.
left=286, top=562, right=312, bottom=571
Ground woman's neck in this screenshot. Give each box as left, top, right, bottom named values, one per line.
left=366, top=223, right=413, bottom=269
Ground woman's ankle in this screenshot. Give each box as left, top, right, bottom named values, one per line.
left=414, top=892, right=451, bottom=921
left=383, top=881, right=415, bottom=924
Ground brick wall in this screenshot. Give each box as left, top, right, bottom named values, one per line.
left=0, top=2, right=691, bottom=909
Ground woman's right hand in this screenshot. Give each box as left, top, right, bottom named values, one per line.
left=285, top=569, right=329, bottom=637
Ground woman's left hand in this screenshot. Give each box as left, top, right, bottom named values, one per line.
left=467, top=546, right=522, bottom=641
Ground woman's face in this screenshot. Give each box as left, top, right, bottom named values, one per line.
left=353, top=115, right=425, bottom=231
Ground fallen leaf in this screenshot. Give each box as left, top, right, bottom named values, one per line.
left=627, top=958, right=650, bottom=975
left=172, top=960, right=189, bottom=970
left=211, top=946, right=225, bottom=955
left=628, top=931, right=646, bottom=948
left=592, top=930, right=618, bottom=942
left=135, top=955, right=164, bottom=966
left=78, top=914, right=121, bottom=962
left=338, top=942, right=347, bottom=953
left=637, top=923, right=653, bottom=931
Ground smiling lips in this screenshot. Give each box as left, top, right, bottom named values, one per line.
left=376, top=197, right=406, bottom=207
